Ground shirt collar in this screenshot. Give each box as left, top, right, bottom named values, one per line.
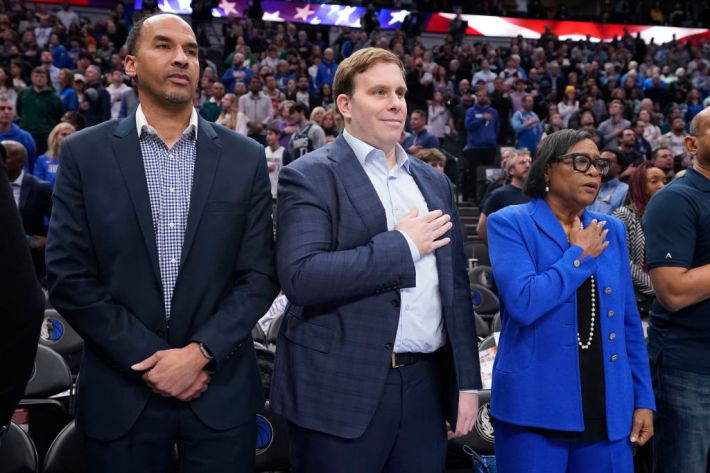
left=135, top=104, right=198, bottom=138
left=686, top=167, right=710, bottom=192
left=342, top=129, right=410, bottom=173
left=11, top=170, right=24, bottom=187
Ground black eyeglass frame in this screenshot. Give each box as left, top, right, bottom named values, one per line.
left=552, top=152, right=610, bottom=176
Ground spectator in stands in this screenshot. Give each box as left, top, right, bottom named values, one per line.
left=0, top=94, right=36, bottom=172
left=273, top=100, right=297, bottom=148
left=588, top=148, right=629, bottom=214
left=294, top=74, right=315, bottom=109
left=403, top=109, right=439, bottom=155
left=487, top=129, right=654, bottom=473
left=106, top=69, right=130, bottom=120
left=238, top=75, right=273, bottom=145
left=638, top=109, right=661, bottom=148
left=287, top=102, right=324, bottom=159
left=643, top=108, right=710, bottom=473
left=16, top=66, right=62, bottom=162
left=472, top=59, right=497, bottom=94
left=0, top=142, right=44, bottom=442
left=633, top=119, right=653, bottom=160
left=315, top=47, right=337, bottom=91
left=46, top=13, right=278, bottom=471
left=416, top=147, right=447, bottom=173
left=405, top=57, right=434, bottom=113
left=33, top=122, right=75, bottom=188
left=118, top=79, right=140, bottom=119
left=82, top=64, right=111, bottom=127
left=541, top=112, right=563, bottom=139
left=512, top=94, right=543, bottom=154
left=650, top=146, right=675, bottom=180
left=265, top=125, right=288, bottom=199
left=558, top=85, right=579, bottom=128
left=618, top=127, right=645, bottom=169
left=57, top=68, right=79, bottom=112
left=39, top=50, right=60, bottom=92
left=4, top=140, right=52, bottom=280
left=309, top=106, right=325, bottom=127
left=612, top=162, right=666, bottom=318
left=657, top=117, right=690, bottom=167
left=448, top=86, right=474, bottom=152
left=199, top=81, right=225, bottom=122
left=320, top=110, right=338, bottom=143
left=221, top=52, right=252, bottom=93
left=597, top=99, right=630, bottom=149
left=427, top=91, right=449, bottom=146
left=216, top=93, right=247, bottom=135
left=476, top=150, right=531, bottom=244
left=464, top=89, right=499, bottom=202
left=56, top=0, right=80, bottom=31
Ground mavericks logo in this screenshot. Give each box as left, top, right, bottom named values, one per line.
left=256, top=414, right=274, bottom=455
left=474, top=402, right=495, bottom=445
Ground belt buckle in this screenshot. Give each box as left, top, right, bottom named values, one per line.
left=391, top=352, right=404, bottom=368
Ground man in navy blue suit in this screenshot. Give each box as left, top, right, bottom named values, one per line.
left=3, top=140, right=52, bottom=280
left=272, top=47, right=482, bottom=472
left=46, top=14, right=278, bottom=472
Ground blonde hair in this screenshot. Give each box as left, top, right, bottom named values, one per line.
left=217, top=93, right=240, bottom=130
left=310, top=106, right=326, bottom=124
left=47, top=122, right=75, bottom=158
left=332, top=47, right=405, bottom=100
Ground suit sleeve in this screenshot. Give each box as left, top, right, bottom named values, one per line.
left=46, top=140, right=171, bottom=377
left=614, top=220, right=655, bottom=411
left=487, top=210, right=599, bottom=327
left=190, top=147, right=279, bottom=367
left=446, top=177, right=482, bottom=391
left=276, top=164, right=416, bottom=307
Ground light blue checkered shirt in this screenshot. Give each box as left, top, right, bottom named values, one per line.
left=136, top=105, right=198, bottom=322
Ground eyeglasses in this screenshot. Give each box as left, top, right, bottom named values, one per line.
left=554, top=153, right=610, bottom=176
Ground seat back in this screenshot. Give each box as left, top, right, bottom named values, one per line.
left=468, top=265, right=497, bottom=293
left=256, top=402, right=290, bottom=472
left=474, top=313, right=490, bottom=339
left=23, top=345, right=72, bottom=399
left=0, top=422, right=39, bottom=473
left=39, top=310, right=84, bottom=357
left=470, top=284, right=500, bottom=316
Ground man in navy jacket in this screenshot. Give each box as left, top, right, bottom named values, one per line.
left=464, top=89, right=499, bottom=201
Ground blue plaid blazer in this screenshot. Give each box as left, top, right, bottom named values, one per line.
left=271, top=134, right=482, bottom=439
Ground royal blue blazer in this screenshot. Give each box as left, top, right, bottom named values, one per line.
left=487, top=198, right=655, bottom=441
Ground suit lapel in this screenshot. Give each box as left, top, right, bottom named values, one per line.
left=180, top=117, right=220, bottom=267
left=530, top=198, right=569, bottom=252
left=111, top=114, right=161, bottom=285
left=409, top=161, right=454, bottom=307
left=331, top=134, right=388, bottom=237
left=19, top=175, right=31, bottom=212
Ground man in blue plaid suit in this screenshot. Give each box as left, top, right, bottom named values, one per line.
left=46, top=14, right=278, bottom=471
left=272, top=48, right=482, bottom=472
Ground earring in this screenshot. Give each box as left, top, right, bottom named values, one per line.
left=545, top=183, right=550, bottom=193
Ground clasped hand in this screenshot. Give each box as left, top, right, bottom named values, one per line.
left=131, top=343, right=211, bottom=402
left=396, top=209, right=453, bottom=256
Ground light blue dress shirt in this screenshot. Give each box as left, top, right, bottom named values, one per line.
left=587, top=177, right=629, bottom=215
left=342, top=129, right=445, bottom=354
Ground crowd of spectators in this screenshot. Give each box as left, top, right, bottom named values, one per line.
left=2, top=0, right=710, bottom=280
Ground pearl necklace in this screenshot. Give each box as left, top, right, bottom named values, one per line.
left=577, top=219, right=595, bottom=350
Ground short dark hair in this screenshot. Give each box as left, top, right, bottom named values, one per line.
left=651, top=146, right=672, bottom=161
left=600, top=148, right=624, bottom=165
left=524, top=129, right=592, bottom=199
left=125, top=13, right=184, bottom=56
left=411, top=109, right=427, bottom=120
left=291, top=102, right=309, bottom=116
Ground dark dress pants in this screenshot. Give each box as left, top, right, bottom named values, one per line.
left=85, top=394, right=256, bottom=473
left=288, top=356, right=448, bottom=473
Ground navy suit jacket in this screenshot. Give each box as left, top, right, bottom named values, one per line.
left=19, top=173, right=52, bottom=278
left=46, top=113, right=279, bottom=441
left=487, top=198, right=655, bottom=441
left=271, top=134, right=481, bottom=439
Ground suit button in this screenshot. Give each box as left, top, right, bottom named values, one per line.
left=384, top=342, right=393, bottom=350
left=610, top=354, right=618, bottom=361
left=156, top=329, right=165, bottom=337
left=573, top=259, right=580, bottom=268
left=391, top=299, right=400, bottom=308
left=609, top=332, right=617, bottom=340
left=607, top=310, right=614, bottom=317
left=604, top=287, right=612, bottom=295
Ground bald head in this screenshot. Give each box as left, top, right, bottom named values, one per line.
left=686, top=107, right=710, bottom=168
left=2, top=140, right=27, bottom=179
left=689, top=107, right=710, bottom=136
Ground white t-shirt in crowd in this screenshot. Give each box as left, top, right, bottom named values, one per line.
left=265, top=145, right=285, bottom=199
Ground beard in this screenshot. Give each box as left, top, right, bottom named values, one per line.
left=163, top=90, right=192, bottom=104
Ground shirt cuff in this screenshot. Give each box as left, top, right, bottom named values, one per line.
left=460, top=389, right=479, bottom=394
left=398, top=230, right=421, bottom=263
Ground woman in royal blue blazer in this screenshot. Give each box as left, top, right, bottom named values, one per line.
left=487, top=129, right=655, bottom=473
